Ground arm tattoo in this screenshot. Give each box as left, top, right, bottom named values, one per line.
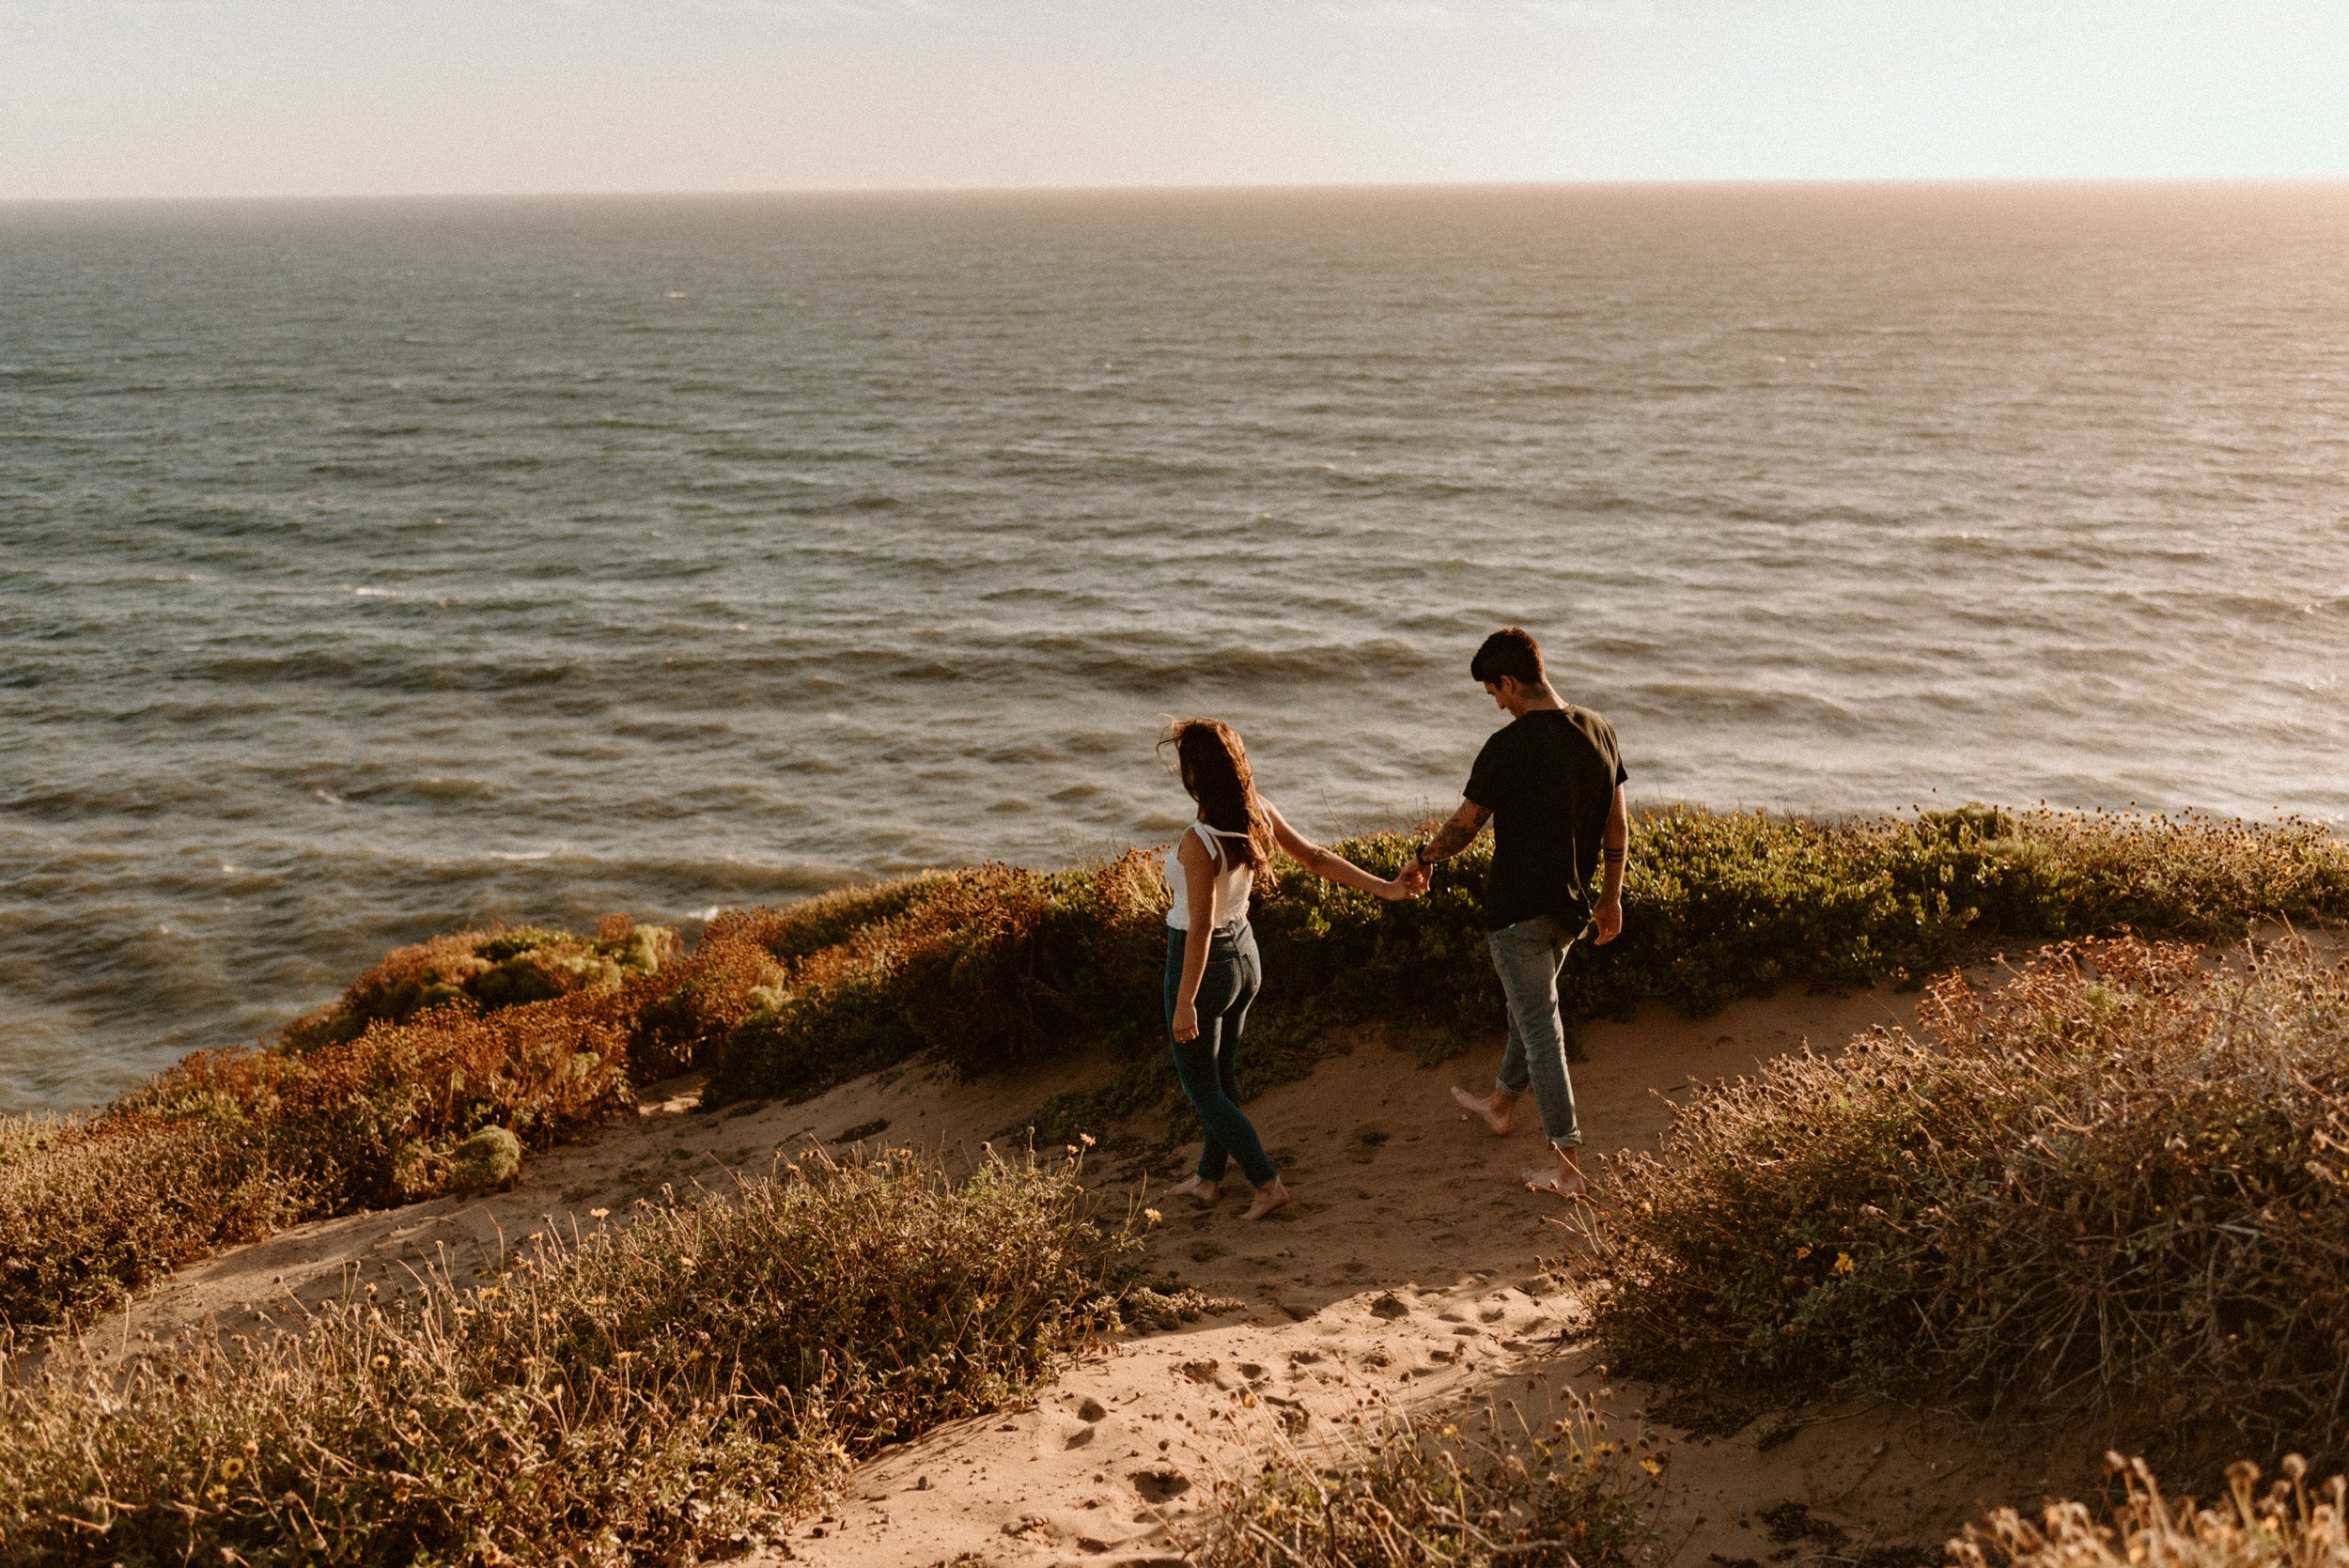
left=1421, top=812, right=1482, bottom=864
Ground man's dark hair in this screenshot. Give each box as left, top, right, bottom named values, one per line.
left=1470, top=627, right=1546, bottom=689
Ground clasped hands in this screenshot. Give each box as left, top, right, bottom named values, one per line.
left=1377, top=853, right=1434, bottom=902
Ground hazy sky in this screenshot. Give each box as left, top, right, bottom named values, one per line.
left=5, top=0, right=2347, bottom=200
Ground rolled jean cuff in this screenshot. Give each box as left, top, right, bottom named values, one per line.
left=1494, top=1082, right=1580, bottom=1148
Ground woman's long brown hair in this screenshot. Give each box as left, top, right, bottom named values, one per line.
left=1159, top=717, right=1274, bottom=871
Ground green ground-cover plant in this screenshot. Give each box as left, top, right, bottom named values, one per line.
left=1586, top=936, right=2349, bottom=1467
left=0, top=1146, right=1143, bottom=1567
left=1956, top=1454, right=2349, bottom=1568
left=700, top=816, right=2349, bottom=1131
left=1188, top=1389, right=1658, bottom=1568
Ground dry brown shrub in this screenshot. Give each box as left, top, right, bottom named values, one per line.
left=1956, top=1454, right=2349, bottom=1568
left=0, top=1147, right=1142, bottom=1567
left=3, top=990, right=637, bottom=1331
left=625, top=911, right=788, bottom=1079
left=1189, top=1388, right=1658, bottom=1568
left=0, top=1119, right=300, bottom=1329
left=1589, top=937, right=2349, bottom=1465
left=706, top=852, right=1168, bottom=1101
left=163, top=991, right=632, bottom=1209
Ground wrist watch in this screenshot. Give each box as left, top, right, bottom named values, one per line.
left=1413, top=845, right=1436, bottom=868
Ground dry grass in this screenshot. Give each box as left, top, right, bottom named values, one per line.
left=0, top=1146, right=1143, bottom=1566
left=1956, top=1454, right=2349, bottom=1568
left=0, top=1119, right=300, bottom=1333
left=1587, top=937, right=2349, bottom=1466
left=1188, top=1388, right=1659, bottom=1568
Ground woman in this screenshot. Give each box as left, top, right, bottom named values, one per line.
left=1159, top=718, right=1418, bottom=1221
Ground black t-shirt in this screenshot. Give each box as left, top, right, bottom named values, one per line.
left=1463, top=706, right=1628, bottom=932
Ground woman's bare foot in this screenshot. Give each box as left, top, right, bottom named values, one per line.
left=1451, top=1084, right=1517, bottom=1136
left=1167, top=1174, right=1221, bottom=1206
left=1523, top=1167, right=1588, bottom=1200
left=1242, top=1177, right=1291, bottom=1221
left=1523, top=1149, right=1589, bottom=1202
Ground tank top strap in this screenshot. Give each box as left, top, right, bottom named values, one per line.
left=1190, top=819, right=1252, bottom=862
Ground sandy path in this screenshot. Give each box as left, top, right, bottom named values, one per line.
left=767, top=983, right=2067, bottom=1568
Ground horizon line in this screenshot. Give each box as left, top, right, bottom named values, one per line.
left=10, top=174, right=2349, bottom=209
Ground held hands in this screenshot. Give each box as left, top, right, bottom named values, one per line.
left=1377, top=857, right=1432, bottom=901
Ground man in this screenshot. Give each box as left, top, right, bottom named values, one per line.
left=1403, top=627, right=1627, bottom=1200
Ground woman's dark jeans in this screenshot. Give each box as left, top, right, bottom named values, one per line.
left=1163, top=921, right=1274, bottom=1188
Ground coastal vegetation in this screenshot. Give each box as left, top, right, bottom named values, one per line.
left=5, top=806, right=2347, bottom=1336
left=0, top=1148, right=1144, bottom=1566
left=0, top=805, right=2342, bottom=1560
left=1587, top=937, right=2349, bottom=1471
left=1190, top=1390, right=1659, bottom=1568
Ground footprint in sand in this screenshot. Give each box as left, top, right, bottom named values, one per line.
left=1131, top=1468, right=1191, bottom=1503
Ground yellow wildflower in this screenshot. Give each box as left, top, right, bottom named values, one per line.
left=1795, top=1245, right=1812, bottom=1260
left=1641, top=1455, right=1663, bottom=1476
left=1834, top=1252, right=1855, bottom=1274
left=219, top=1458, right=245, bottom=1482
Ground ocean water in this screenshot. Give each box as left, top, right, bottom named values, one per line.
left=5, top=183, right=2348, bottom=1111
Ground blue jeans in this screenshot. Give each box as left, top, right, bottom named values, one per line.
left=1488, top=913, right=1583, bottom=1149
left=1163, top=922, right=1275, bottom=1188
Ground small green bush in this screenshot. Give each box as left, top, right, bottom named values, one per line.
left=0, top=1147, right=1143, bottom=1567
left=279, top=915, right=676, bottom=1054
left=1586, top=937, right=2349, bottom=1465
left=447, top=1125, right=521, bottom=1193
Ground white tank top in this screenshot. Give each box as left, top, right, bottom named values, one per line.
left=1164, top=817, right=1259, bottom=931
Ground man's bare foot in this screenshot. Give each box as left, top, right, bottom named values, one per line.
left=1452, top=1084, right=1517, bottom=1136
left=1242, top=1178, right=1290, bottom=1221
left=1167, top=1174, right=1221, bottom=1206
